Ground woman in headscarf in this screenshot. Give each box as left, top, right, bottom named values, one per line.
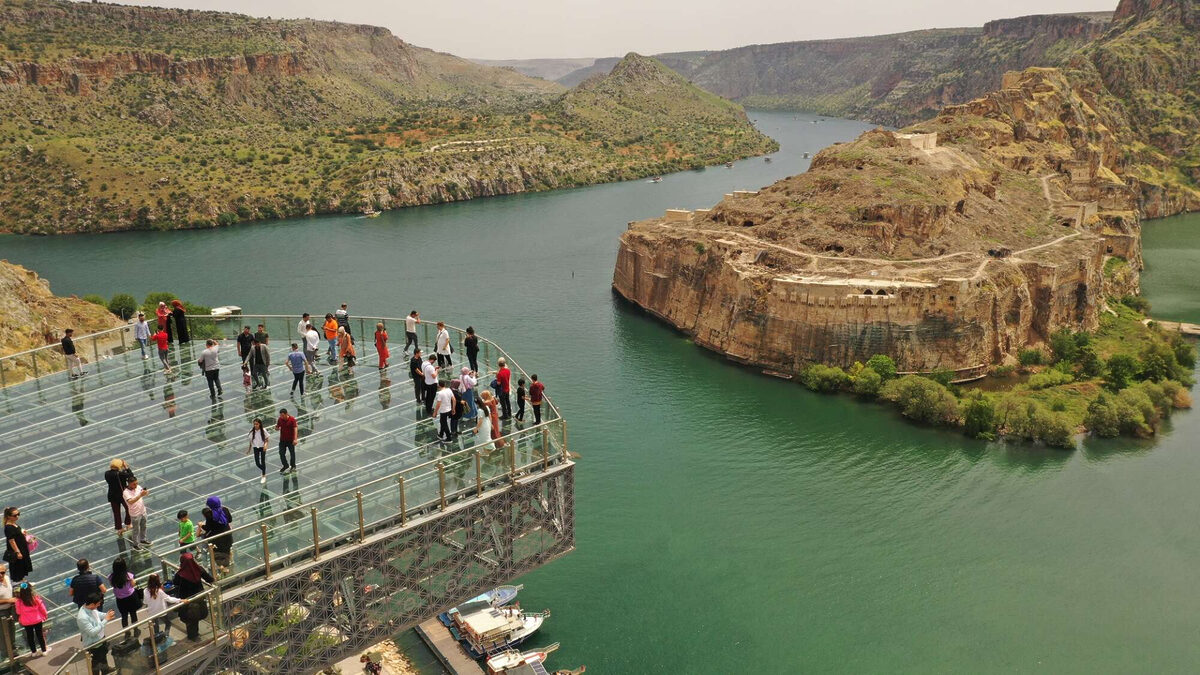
left=156, top=301, right=172, bottom=342
left=460, top=367, right=478, bottom=421
left=170, top=553, right=212, bottom=641
left=171, top=299, right=189, bottom=344
left=200, top=497, right=233, bottom=572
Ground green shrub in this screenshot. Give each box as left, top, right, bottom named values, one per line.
left=107, top=293, right=138, bottom=319
left=1077, top=345, right=1104, bottom=378
left=1118, top=387, right=1159, bottom=432
left=1085, top=393, right=1122, bottom=437
left=1017, top=348, right=1045, bottom=367
left=991, top=364, right=1017, bottom=378
left=961, top=391, right=997, bottom=439
left=865, top=354, right=897, bottom=381
left=1049, top=329, right=1079, bottom=364
left=879, top=375, right=959, bottom=426
left=996, top=396, right=1075, bottom=447
left=142, top=291, right=177, bottom=314
left=1028, top=369, right=1074, bottom=390
left=1119, top=295, right=1151, bottom=314
left=851, top=367, right=882, bottom=397
left=925, top=368, right=955, bottom=387
left=1170, top=333, right=1196, bottom=370
left=1105, top=354, right=1139, bottom=390
left=82, top=294, right=107, bottom=306
left=1032, top=406, right=1076, bottom=448
left=800, top=364, right=850, bottom=393
left=1138, top=342, right=1178, bottom=383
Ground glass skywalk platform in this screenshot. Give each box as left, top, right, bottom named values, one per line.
left=0, top=315, right=564, bottom=646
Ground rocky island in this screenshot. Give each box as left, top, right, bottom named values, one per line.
left=614, top=0, right=1199, bottom=443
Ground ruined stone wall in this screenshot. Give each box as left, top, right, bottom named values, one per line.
left=613, top=229, right=1106, bottom=372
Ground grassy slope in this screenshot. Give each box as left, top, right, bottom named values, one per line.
left=0, top=1, right=773, bottom=233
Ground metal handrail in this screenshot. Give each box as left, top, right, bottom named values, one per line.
left=151, top=416, right=568, bottom=572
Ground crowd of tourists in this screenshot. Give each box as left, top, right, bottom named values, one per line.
left=19, top=304, right=549, bottom=669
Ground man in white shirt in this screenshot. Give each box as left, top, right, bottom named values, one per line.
left=297, top=313, right=312, bottom=337
left=432, top=380, right=455, bottom=442
left=123, top=478, right=151, bottom=549
left=303, top=324, right=321, bottom=374
left=403, top=311, right=419, bottom=355
left=0, top=562, right=16, bottom=663
left=435, top=321, right=452, bottom=368
left=134, top=312, right=151, bottom=360
left=421, top=355, right=439, bottom=415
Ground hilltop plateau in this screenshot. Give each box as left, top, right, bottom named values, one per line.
left=612, top=0, right=1199, bottom=444
left=0, top=1, right=774, bottom=233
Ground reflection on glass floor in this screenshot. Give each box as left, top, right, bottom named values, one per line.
left=0, top=317, right=558, bottom=632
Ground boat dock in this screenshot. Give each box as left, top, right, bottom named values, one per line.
left=415, top=617, right=486, bottom=675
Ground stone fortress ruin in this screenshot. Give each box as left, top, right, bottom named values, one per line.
left=613, top=69, right=1144, bottom=378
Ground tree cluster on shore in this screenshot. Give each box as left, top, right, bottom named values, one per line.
left=794, top=299, right=1195, bottom=448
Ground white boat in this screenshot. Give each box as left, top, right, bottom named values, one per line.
left=648, top=176, right=662, bottom=183
left=449, top=602, right=549, bottom=659
left=486, top=643, right=559, bottom=674
left=209, top=306, right=242, bottom=319
left=439, top=585, right=523, bottom=626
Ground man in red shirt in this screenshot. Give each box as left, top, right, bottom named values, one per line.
left=529, top=374, right=546, bottom=424
left=151, top=328, right=172, bottom=373
left=496, top=358, right=512, bottom=419
left=275, top=408, right=298, bottom=474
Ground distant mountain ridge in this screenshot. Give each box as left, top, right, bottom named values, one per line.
left=0, top=1, right=773, bottom=233
left=518, top=11, right=1114, bottom=127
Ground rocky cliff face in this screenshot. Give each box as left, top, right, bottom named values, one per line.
left=0, top=260, right=122, bottom=382
left=0, top=51, right=308, bottom=93
left=613, top=59, right=1155, bottom=374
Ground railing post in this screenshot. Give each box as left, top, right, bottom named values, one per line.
left=261, top=524, right=272, bottom=580
left=208, top=594, right=219, bottom=643
left=148, top=617, right=162, bottom=672
left=120, top=325, right=127, bottom=352
left=356, top=491, right=365, bottom=542
left=475, top=451, right=483, bottom=496
left=84, top=649, right=93, bottom=674
left=508, top=441, right=517, bottom=482
left=207, top=543, right=219, bottom=581
left=398, top=476, right=408, bottom=525
left=2, top=614, right=15, bottom=672
left=31, top=351, right=39, bottom=379
left=92, top=336, right=101, bottom=367
left=437, top=462, right=447, bottom=511
left=541, top=427, right=550, bottom=471
left=562, top=420, right=569, bottom=461
left=311, top=507, right=321, bottom=561
left=0, top=361, right=6, bottom=388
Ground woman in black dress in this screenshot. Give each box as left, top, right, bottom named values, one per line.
left=3, top=507, right=31, bottom=582
left=171, top=299, right=190, bottom=344
left=104, top=459, right=133, bottom=533
left=200, top=496, right=233, bottom=572
left=464, top=326, right=480, bottom=373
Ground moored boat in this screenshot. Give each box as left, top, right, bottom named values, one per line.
left=448, top=602, right=549, bottom=660
left=439, top=585, right=523, bottom=626
left=486, top=643, right=559, bottom=674
left=724, top=161, right=734, bottom=168
left=648, top=176, right=662, bottom=183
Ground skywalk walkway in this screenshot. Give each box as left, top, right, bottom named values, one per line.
left=0, top=315, right=573, bottom=674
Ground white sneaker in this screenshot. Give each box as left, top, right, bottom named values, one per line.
left=43, top=647, right=51, bottom=655
left=260, top=475, right=266, bottom=484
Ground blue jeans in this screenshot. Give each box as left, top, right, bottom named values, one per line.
left=327, top=338, right=337, bottom=361
left=137, top=337, right=148, bottom=357
left=463, top=387, right=477, bottom=419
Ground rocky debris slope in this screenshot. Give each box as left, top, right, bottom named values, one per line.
left=0, top=260, right=122, bottom=382
left=613, top=0, right=1195, bottom=375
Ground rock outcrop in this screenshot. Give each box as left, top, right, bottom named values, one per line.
left=0, top=260, right=123, bottom=382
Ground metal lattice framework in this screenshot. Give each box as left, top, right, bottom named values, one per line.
left=190, top=463, right=574, bottom=674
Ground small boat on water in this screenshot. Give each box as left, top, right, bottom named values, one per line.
left=648, top=176, right=662, bottom=183
left=486, top=643, right=559, bottom=674
left=447, top=601, right=549, bottom=659
left=802, top=152, right=811, bottom=159
left=724, top=161, right=734, bottom=169
left=361, top=207, right=381, bottom=218
left=438, top=585, right=523, bottom=626
left=209, top=306, right=242, bottom=319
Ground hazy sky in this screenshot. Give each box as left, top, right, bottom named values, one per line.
left=113, top=0, right=1117, bottom=60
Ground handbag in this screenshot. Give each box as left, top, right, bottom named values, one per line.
left=24, top=532, right=38, bottom=553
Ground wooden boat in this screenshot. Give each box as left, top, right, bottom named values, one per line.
left=439, top=585, right=523, bottom=626
left=764, top=157, right=772, bottom=163
left=648, top=176, right=662, bottom=183
left=448, top=602, right=549, bottom=659
left=802, top=152, right=811, bottom=159
left=486, top=642, right=559, bottom=674
left=724, top=162, right=734, bottom=168
left=361, top=207, right=381, bottom=218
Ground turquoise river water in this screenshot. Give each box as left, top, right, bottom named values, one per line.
left=3, top=111, right=1200, bottom=673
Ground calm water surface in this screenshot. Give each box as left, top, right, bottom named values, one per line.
left=4, top=112, right=1200, bottom=673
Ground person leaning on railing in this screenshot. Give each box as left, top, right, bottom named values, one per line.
left=169, top=554, right=212, bottom=642
left=77, top=593, right=116, bottom=674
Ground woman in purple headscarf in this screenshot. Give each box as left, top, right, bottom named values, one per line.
left=199, top=496, right=234, bottom=573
